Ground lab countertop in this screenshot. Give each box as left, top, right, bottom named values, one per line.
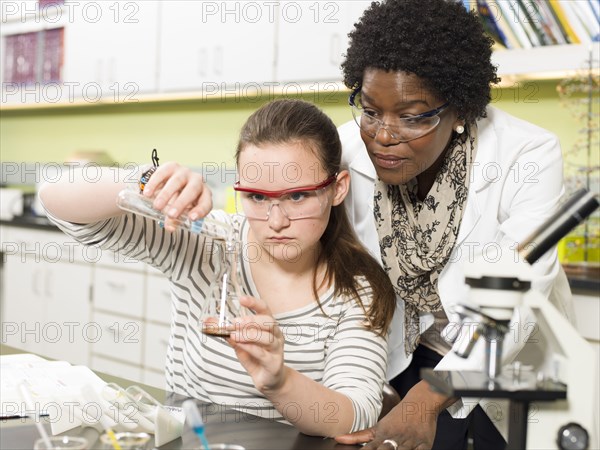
left=0, top=345, right=358, bottom=450
left=0, top=213, right=57, bottom=231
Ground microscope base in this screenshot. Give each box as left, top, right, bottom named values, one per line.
left=421, top=369, right=567, bottom=450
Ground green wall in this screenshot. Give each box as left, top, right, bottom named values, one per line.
left=0, top=81, right=589, bottom=172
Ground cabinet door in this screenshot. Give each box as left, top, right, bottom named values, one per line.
left=63, top=1, right=159, bottom=100
left=145, top=273, right=171, bottom=326
left=41, top=260, right=91, bottom=365
left=275, top=1, right=371, bottom=83
left=144, top=322, right=170, bottom=372
left=158, top=1, right=276, bottom=92
left=2, top=253, right=46, bottom=353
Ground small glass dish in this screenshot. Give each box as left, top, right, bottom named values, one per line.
left=98, top=431, right=151, bottom=450
left=33, top=436, right=88, bottom=449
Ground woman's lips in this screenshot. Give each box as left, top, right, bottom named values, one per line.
left=373, top=153, right=407, bottom=169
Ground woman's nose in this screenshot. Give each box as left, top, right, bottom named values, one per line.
left=374, top=125, right=397, bottom=146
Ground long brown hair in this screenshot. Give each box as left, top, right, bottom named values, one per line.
left=235, top=99, right=395, bottom=335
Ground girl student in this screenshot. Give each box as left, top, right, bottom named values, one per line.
left=40, top=98, right=396, bottom=437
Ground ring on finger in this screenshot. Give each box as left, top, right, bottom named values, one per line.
left=382, top=439, right=399, bottom=450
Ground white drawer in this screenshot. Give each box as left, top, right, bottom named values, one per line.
left=90, top=311, right=143, bottom=365
left=94, top=267, right=145, bottom=318
left=145, top=274, right=172, bottom=325
left=143, top=322, right=170, bottom=372
left=91, top=355, right=143, bottom=385
left=0, top=225, right=90, bottom=263
left=94, top=248, right=145, bottom=272
left=142, top=369, right=166, bottom=389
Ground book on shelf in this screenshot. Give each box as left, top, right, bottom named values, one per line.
left=560, top=0, right=595, bottom=44
left=476, top=0, right=513, bottom=48
left=476, top=0, right=600, bottom=48
left=41, top=28, right=64, bottom=83
left=522, top=0, right=561, bottom=46
left=495, top=5, right=522, bottom=49
left=495, top=0, right=533, bottom=48
left=569, top=1, right=600, bottom=42
left=532, top=0, right=568, bottom=45
left=514, top=0, right=544, bottom=46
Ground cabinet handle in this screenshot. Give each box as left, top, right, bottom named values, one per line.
left=44, top=269, right=52, bottom=297
left=106, top=281, right=126, bottom=291
left=32, top=268, right=41, bottom=296
left=330, top=33, right=341, bottom=66
left=108, top=57, right=116, bottom=84
left=213, top=46, right=223, bottom=76
left=96, top=60, right=103, bottom=84
left=198, top=48, right=207, bottom=77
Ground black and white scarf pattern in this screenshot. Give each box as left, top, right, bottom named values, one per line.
left=374, top=129, right=476, bottom=356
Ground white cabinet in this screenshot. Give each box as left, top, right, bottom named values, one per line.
left=63, top=1, right=159, bottom=100
left=0, top=224, right=172, bottom=388
left=1, top=227, right=92, bottom=365
left=275, top=1, right=370, bottom=83
left=158, top=0, right=276, bottom=92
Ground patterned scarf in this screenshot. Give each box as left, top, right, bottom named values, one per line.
left=374, top=128, right=477, bottom=356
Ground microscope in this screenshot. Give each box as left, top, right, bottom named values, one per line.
left=423, top=189, right=600, bottom=450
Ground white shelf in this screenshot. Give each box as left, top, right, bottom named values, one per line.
left=492, top=43, right=600, bottom=81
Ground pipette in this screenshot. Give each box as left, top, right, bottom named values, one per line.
left=182, top=399, right=211, bottom=449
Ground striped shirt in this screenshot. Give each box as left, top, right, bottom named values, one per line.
left=47, top=209, right=388, bottom=431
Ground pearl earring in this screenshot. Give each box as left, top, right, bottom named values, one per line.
left=455, top=125, right=465, bottom=134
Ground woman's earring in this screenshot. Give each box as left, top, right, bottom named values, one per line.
left=455, top=124, right=465, bottom=134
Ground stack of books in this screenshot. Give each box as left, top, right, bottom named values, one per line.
left=472, top=0, right=600, bottom=49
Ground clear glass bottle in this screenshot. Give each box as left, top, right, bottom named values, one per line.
left=200, top=238, right=251, bottom=336
left=116, top=188, right=231, bottom=239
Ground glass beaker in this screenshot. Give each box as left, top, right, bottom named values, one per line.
left=200, top=239, right=250, bottom=337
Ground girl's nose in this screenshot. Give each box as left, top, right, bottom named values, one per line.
left=266, top=203, right=290, bottom=230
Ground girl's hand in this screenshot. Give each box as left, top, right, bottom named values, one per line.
left=227, top=296, right=287, bottom=393
left=142, top=162, right=212, bottom=224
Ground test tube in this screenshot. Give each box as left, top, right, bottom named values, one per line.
left=116, top=189, right=232, bottom=239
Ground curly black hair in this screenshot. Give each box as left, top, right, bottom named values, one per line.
left=342, top=0, right=500, bottom=124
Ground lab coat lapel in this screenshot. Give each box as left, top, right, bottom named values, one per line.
left=456, top=118, right=497, bottom=246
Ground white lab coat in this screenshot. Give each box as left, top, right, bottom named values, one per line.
left=339, top=106, right=573, bottom=386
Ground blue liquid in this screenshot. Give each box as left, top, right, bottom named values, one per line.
left=194, top=426, right=211, bottom=450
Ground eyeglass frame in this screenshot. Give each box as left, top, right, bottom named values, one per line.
left=233, top=173, right=338, bottom=220
left=348, top=87, right=450, bottom=143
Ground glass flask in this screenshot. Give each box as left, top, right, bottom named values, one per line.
left=200, top=238, right=251, bottom=337
left=117, top=188, right=232, bottom=240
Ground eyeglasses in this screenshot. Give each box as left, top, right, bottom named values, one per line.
left=348, top=88, right=449, bottom=143
left=233, top=174, right=337, bottom=221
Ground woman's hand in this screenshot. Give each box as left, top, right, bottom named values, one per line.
left=226, top=296, right=287, bottom=393
left=335, top=380, right=452, bottom=450
left=335, top=401, right=437, bottom=450
left=142, top=162, right=212, bottom=226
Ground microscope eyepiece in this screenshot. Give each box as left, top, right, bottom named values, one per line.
left=518, top=189, right=599, bottom=265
